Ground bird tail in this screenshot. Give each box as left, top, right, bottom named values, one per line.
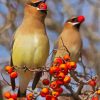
left=32, top=71, right=42, bottom=90
left=10, top=77, right=16, bottom=91
left=10, top=56, right=16, bottom=91
left=17, top=71, right=33, bottom=97
left=17, top=88, right=26, bottom=97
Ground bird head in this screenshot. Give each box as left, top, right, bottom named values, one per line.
left=67, top=16, right=85, bottom=30
left=25, top=0, right=47, bottom=19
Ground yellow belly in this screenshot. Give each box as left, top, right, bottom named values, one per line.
left=12, top=34, right=49, bottom=69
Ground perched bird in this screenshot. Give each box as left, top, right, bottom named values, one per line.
left=54, top=16, right=85, bottom=62
left=10, top=0, right=49, bottom=97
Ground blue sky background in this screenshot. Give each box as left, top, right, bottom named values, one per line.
left=0, top=0, right=99, bottom=99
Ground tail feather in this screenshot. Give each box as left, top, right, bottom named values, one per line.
left=17, top=88, right=26, bottom=97
left=10, top=77, right=15, bottom=91
left=10, top=56, right=16, bottom=91
left=18, top=71, right=33, bottom=98
left=32, top=71, right=42, bottom=90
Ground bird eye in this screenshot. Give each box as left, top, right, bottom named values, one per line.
left=29, top=1, right=42, bottom=7
left=67, top=18, right=76, bottom=23
left=71, top=18, right=77, bottom=22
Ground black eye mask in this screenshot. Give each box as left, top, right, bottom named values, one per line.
left=71, top=18, right=77, bottom=22
left=67, top=18, right=77, bottom=23
left=28, top=1, right=43, bottom=7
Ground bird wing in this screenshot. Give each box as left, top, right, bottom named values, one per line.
left=51, top=36, right=61, bottom=59
left=10, top=37, right=16, bottom=91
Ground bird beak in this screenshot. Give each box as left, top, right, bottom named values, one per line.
left=72, top=22, right=80, bottom=26
left=37, top=7, right=47, bottom=11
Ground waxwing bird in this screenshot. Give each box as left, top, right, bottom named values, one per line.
left=54, top=16, right=85, bottom=62
left=10, top=0, right=49, bottom=97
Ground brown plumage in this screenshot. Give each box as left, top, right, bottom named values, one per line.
left=55, top=16, right=85, bottom=62
left=10, top=0, right=49, bottom=98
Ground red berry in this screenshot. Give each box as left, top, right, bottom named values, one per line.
left=77, top=16, right=85, bottom=23
left=8, top=98, right=14, bottom=100
left=55, top=87, right=63, bottom=94
left=42, top=79, right=50, bottom=85
left=51, top=96, right=58, bottom=100
left=66, top=62, right=76, bottom=70
left=63, top=76, right=71, bottom=84
left=57, top=72, right=65, bottom=80
left=46, top=95, right=52, bottom=100
left=49, top=66, right=60, bottom=77
left=56, top=80, right=64, bottom=86
left=50, top=81, right=59, bottom=89
left=27, top=93, right=34, bottom=100
left=59, top=64, right=68, bottom=74
left=5, top=66, right=13, bottom=74
left=52, top=91, right=60, bottom=97
left=11, top=93, right=17, bottom=100
left=46, top=95, right=58, bottom=100
left=4, top=91, right=11, bottom=99
left=38, top=2, right=47, bottom=10
left=40, top=88, right=49, bottom=97
left=88, top=79, right=96, bottom=87
left=96, top=89, right=100, bottom=95
left=10, top=72, right=18, bottom=79
left=92, top=96, right=99, bottom=100
left=53, top=57, right=63, bottom=65
left=63, top=54, right=70, bottom=61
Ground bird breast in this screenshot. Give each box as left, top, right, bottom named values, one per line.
left=56, top=29, right=82, bottom=62
left=12, top=33, right=49, bottom=69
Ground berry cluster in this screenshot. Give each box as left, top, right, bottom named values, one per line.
left=5, top=66, right=18, bottom=79
left=39, top=54, right=77, bottom=100
left=4, top=91, right=33, bottom=100
left=3, top=54, right=100, bottom=100
left=3, top=91, right=17, bottom=100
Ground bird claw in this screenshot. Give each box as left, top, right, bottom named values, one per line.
left=22, top=66, right=28, bottom=72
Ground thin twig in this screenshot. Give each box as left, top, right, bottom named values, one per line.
left=0, top=82, right=3, bottom=100
left=79, top=53, right=87, bottom=76
left=0, top=72, right=39, bottom=93
left=13, top=66, right=49, bottom=72
left=1, top=72, right=11, bottom=86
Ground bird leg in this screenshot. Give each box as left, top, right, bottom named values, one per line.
left=17, top=88, right=26, bottom=97
left=22, top=66, right=28, bottom=72
left=32, top=71, right=42, bottom=90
